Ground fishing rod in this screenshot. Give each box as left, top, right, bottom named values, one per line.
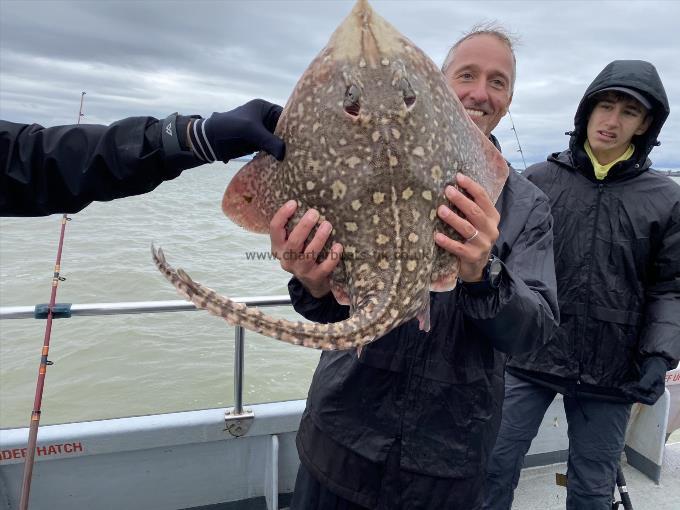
left=612, top=464, right=634, bottom=510
left=508, top=109, right=528, bottom=171
left=19, top=91, right=86, bottom=510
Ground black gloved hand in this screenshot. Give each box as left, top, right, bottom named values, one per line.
left=188, top=99, right=285, bottom=163
left=621, top=356, right=669, bottom=405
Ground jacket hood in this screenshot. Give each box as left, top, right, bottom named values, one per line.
left=569, top=60, right=670, bottom=164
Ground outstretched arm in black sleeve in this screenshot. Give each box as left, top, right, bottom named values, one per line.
left=0, top=99, right=284, bottom=217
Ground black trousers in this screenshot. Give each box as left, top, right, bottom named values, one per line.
left=483, top=373, right=632, bottom=510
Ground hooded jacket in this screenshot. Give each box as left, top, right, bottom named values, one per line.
left=288, top=150, right=559, bottom=507
left=507, top=60, right=680, bottom=400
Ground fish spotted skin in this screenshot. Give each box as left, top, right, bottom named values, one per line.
left=154, top=0, right=508, bottom=350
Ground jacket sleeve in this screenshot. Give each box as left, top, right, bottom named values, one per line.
left=288, top=277, right=350, bottom=324
left=459, top=189, right=559, bottom=355
left=639, top=199, right=680, bottom=368
left=0, top=117, right=201, bottom=217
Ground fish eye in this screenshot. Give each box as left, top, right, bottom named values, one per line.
left=400, top=78, right=416, bottom=108
left=344, top=84, right=361, bottom=117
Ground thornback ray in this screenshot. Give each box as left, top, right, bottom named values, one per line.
left=153, top=0, right=508, bottom=350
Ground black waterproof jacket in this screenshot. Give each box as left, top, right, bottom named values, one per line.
left=289, top=163, right=559, bottom=507
left=0, top=117, right=200, bottom=216
left=508, top=60, right=680, bottom=401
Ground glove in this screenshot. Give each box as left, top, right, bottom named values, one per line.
left=188, top=99, right=285, bottom=163
left=621, top=356, right=669, bottom=405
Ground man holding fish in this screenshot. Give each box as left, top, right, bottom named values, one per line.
left=270, top=20, right=559, bottom=510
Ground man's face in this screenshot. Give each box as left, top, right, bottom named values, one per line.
left=443, top=34, right=514, bottom=137
left=586, top=92, right=652, bottom=164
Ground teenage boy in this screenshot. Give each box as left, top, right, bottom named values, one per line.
left=484, top=60, right=680, bottom=510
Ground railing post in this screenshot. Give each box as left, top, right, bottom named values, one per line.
left=224, top=324, right=254, bottom=436
left=234, top=325, right=245, bottom=415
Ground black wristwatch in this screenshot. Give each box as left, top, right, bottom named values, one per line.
left=461, top=255, right=503, bottom=295
left=483, top=255, right=503, bottom=289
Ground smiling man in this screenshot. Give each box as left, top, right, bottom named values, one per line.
left=441, top=29, right=515, bottom=138
left=269, top=25, right=559, bottom=510
left=484, top=60, right=680, bottom=510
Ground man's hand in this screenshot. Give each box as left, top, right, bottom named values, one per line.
left=435, top=173, right=500, bottom=282
left=621, top=356, right=669, bottom=405
left=270, top=200, right=343, bottom=298
left=189, top=99, right=285, bottom=163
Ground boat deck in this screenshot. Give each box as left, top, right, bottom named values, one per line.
left=513, top=441, right=680, bottom=510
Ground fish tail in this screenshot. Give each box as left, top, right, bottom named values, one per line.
left=151, top=244, right=401, bottom=350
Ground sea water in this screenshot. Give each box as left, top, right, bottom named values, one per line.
left=0, top=162, right=320, bottom=428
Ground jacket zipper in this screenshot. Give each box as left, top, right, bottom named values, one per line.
left=577, top=183, right=604, bottom=381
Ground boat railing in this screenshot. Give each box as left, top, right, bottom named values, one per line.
left=0, top=296, right=292, bottom=435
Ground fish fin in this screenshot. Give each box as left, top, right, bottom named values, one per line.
left=473, top=125, right=510, bottom=204
left=430, top=249, right=460, bottom=292
left=416, top=292, right=431, bottom=332
left=222, top=153, right=278, bottom=233
left=430, top=271, right=458, bottom=292
left=331, top=282, right=351, bottom=306
left=417, top=312, right=430, bottom=332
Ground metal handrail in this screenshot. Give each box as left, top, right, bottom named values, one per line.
left=0, top=296, right=292, bottom=319
left=0, top=296, right=293, bottom=420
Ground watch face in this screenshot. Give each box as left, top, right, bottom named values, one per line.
left=489, top=256, right=502, bottom=286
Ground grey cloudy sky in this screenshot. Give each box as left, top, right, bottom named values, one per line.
left=1, top=0, right=678, bottom=169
